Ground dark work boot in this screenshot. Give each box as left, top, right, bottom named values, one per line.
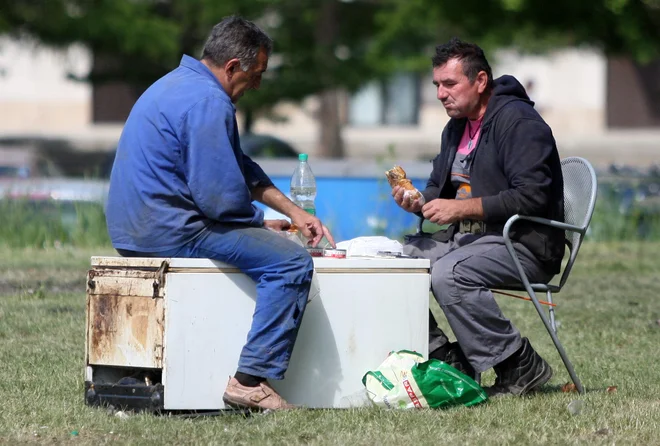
left=485, top=338, right=553, bottom=397
left=429, top=341, right=477, bottom=381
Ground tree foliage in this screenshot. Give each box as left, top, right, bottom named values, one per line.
left=1, top=0, right=659, bottom=155
left=2, top=0, right=657, bottom=90
left=0, top=0, right=382, bottom=104
left=370, top=0, right=660, bottom=63
left=0, top=0, right=385, bottom=156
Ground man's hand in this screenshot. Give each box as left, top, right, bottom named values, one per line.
left=421, top=197, right=484, bottom=225
left=421, top=199, right=461, bottom=225
left=291, top=210, right=336, bottom=248
left=263, top=219, right=291, bottom=232
left=392, top=185, right=425, bottom=213
left=251, top=185, right=336, bottom=248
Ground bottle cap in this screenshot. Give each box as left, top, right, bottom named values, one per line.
left=299, top=153, right=308, bottom=161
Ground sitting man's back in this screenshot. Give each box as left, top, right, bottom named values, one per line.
left=107, top=47, right=265, bottom=251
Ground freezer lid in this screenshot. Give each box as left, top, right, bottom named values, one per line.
left=91, top=256, right=430, bottom=271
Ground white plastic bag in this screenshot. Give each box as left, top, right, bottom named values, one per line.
left=363, top=350, right=428, bottom=409
left=363, top=350, right=488, bottom=410
left=335, top=236, right=403, bottom=258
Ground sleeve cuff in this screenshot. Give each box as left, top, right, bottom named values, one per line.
left=481, top=194, right=506, bottom=221
left=244, top=162, right=274, bottom=189
left=247, top=176, right=274, bottom=189
left=421, top=187, right=439, bottom=204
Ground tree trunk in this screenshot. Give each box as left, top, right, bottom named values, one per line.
left=317, top=90, right=344, bottom=158
left=315, top=0, right=344, bottom=158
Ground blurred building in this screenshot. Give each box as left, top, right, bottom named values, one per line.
left=0, top=37, right=121, bottom=176
left=1, top=36, right=659, bottom=168
left=253, top=48, right=608, bottom=160
left=0, top=37, right=91, bottom=133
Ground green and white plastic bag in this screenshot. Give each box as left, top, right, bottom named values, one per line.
left=362, top=350, right=487, bottom=409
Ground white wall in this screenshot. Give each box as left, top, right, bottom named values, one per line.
left=493, top=48, right=607, bottom=136
left=0, top=40, right=611, bottom=160
left=254, top=47, right=608, bottom=158
left=0, top=37, right=92, bottom=132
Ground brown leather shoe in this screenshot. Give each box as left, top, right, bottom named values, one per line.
left=222, top=377, right=296, bottom=411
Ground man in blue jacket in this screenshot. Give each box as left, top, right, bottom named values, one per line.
left=106, top=16, right=335, bottom=410
left=393, top=38, right=564, bottom=397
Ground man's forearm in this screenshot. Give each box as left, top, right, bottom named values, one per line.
left=252, top=185, right=302, bottom=219
left=457, top=197, right=484, bottom=220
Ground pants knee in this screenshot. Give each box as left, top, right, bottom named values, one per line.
left=287, top=249, right=314, bottom=284
left=298, top=250, right=314, bottom=274
left=283, top=252, right=313, bottom=323
left=431, top=263, right=459, bottom=306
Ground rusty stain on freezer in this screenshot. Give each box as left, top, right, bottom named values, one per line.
left=87, top=271, right=164, bottom=369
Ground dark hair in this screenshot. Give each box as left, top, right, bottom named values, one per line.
left=201, top=16, right=273, bottom=71
left=432, top=38, right=493, bottom=91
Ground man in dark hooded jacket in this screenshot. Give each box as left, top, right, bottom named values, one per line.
left=392, top=38, right=564, bottom=397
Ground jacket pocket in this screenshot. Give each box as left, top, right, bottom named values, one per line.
left=526, top=230, right=549, bottom=263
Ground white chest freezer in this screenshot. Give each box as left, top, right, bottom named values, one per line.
left=84, top=256, right=430, bottom=410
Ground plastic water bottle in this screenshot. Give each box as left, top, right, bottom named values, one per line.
left=290, top=153, right=317, bottom=216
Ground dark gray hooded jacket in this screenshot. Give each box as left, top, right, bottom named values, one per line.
left=422, top=75, right=564, bottom=273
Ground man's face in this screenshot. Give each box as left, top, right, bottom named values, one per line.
left=432, top=58, right=483, bottom=119
left=229, top=47, right=268, bottom=103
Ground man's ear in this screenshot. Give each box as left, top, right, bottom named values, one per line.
left=476, top=71, right=488, bottom=94
left=225, top=58, right=241, bottom=80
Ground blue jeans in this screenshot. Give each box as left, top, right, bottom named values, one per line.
left=117, top=223, right=314, bottom=380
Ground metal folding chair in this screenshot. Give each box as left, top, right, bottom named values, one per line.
left=416, top=156, right=597, bottom=394
left=499, top=156, right=597, bottom=394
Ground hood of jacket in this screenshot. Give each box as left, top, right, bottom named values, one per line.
left=482, top=75, right=534, bottom=125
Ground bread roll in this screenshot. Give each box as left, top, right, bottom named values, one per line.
left=385, top=165, right=422, bottom=200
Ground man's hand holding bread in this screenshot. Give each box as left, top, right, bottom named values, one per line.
left=386, top=165, right=426, bottom=213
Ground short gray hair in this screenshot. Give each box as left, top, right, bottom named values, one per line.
left=201, top=16, right=273, bottom=71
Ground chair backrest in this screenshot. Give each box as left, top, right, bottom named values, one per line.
left=557, top=156, right=598, bottom=288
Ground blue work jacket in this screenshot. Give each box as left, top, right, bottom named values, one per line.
left=106, top=55, right=273, bottom=252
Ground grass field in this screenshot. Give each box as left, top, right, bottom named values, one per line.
left=1, top=242, right=659, bottom=445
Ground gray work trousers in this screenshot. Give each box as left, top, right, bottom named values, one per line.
left=403, top=232, right=553, bottom=373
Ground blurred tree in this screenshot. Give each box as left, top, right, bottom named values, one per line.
left=369, top=0, right=660, bottom=63
left=239, top=0, right=382, bottom=157
left=0, top=0, right=381, bottom=158
left=1, top=0, right=659, bottom=157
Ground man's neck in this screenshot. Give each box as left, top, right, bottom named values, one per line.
left=201, top=59, right=232, bottom=97
left=468, top=91, right=491, bottom=121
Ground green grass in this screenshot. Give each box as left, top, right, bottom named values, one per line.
left=588, top=184, right=660, bottom=241
left=1, top=243, right=660, bottom=445
left=0, top=200, right=110, bottom=249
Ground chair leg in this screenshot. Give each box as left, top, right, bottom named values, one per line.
left=525, top=286, right=584, bottom=394
left=547, top=290, right=557, bottom=333
left=502, top=236, right=585, bottom=394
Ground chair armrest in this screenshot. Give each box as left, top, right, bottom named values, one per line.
left=501, top=214, right=584, bottom=290
left=502, top=215, right=584, bottom=245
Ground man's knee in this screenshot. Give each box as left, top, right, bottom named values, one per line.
left=282, top=246, right=314, bottom=283
left=296, top=250, right=314, bottom=276
left=403, top=236, right=436, bottom=258
left=403, top=243, right=422, bottom=258
left=279, top=249, right=313, bottom=322
left=431, top=259, right=467, bottom=306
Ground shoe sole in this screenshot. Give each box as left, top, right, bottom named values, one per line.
left=516, top=362, right=553, bottom=396
left=223, top=395, right=296, bottom=411
left=222, top=395, right=264, bottom=412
